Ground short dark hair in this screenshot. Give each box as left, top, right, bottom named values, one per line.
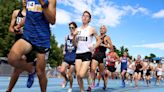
left=83, top=10, right=91, bottom=19
left=69, top=22, right=77, bottom=28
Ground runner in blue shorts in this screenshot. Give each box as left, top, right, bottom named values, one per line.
left=119, top=52, right=129, bottom=87
left=7, top=0, right=38, bottom=90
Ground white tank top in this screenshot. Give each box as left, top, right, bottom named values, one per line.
left=157, top=67, right=163, bottom=75
left=76, top=26, right=93, bottom=54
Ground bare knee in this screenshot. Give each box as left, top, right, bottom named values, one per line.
left=91, top=68, right=96, bottom=73
left=78, top=72, right=85, bottom=78
left=134, top=75, right=137, bottom=80
left=8, top=51, right=20, bottom=66
left=77, top=74, right=82, bottom=80
left=36, top=68, right=46, bottom=78
left=67, top=73, right=72, bottom=79
left=60, top=68, right=66, bottom=74
left=99, top=67, right=104, bottom=72
left=14, top=68, right=23, bottom=74
left=121, top=73, right=125, bottom=76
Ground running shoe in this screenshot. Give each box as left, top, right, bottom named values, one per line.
left=121, top=81, right=125, bottom=88
left=90, top=83, right=95, bottom=89
left=103, top=86, right=106, bottom=90
left=156, top=82, right=160, bottom=86
left=130, top=82, right=133, bottom=86
left=61, top=80, right=69, bottom=88
left=26, top=69, right=36, bottom=88
left=87, top=86, right=91, bottom=92
left=68, top=88, right=72, bottom=92
left=95, top=83, right=99, bottom=87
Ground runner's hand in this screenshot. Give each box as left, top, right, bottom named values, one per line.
left=15, top=31, right=23, bottom=34
left=88, top=45, right=95, bottom=54
left=100, top=43, right=106, bottom=47
left=38, top=0, right=45, bottom=5
left=14, top=26, right=23, bottom=34
left=73, top=31, right=78, bottom=37
left=14, top=26, right=20, bottom=32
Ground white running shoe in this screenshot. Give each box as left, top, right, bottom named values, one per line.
left=68, top=88, right=72, bottom=92
left=61, top=80, right=68, bottom=88
left=130, top=83, right=133, bottom=86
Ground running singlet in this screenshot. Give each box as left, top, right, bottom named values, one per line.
left=76, top=26, right=93, bottom=54
left=146, top=66, right=151, bottom=76
left=106, top=53, right=116, bottom=67
left=135, top=61, right=142, bottom=71
left=64, top=35, right=76, bottom=62
left=127, top=64, right=134, bottom=74
left=15, top=9, right=25, bottom=41
left=23, top=0, right=50, bottom=48
left=157, top=67, right=162, bottom=76
left=94, top=35, right=107, bottom=54
left=121, top=57, right=128, bottom=70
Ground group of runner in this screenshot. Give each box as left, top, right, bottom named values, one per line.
left=58, top=10, right=164, bottom=92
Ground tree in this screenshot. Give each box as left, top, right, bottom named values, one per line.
left=48, top=35, right=63, bottom=68
left=149, top=53, right=156, bottom=59
left=145, top=56, right=149, bottom=59
left=113, top=45, right=132, bottom=59
left=0, top=0, right=20, bottom=57
left=115, top=46, right=129, bottom=57
left=144, top=53, right=156, bottom=60
left=0, top=0, right=64, bottom=68
left=113, top=45, right=120, bottom=56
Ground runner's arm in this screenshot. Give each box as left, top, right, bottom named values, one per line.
left=118, top=57, right=122, bottom=64
left=92, top=28, right=101, bottom=49
left=39, top=0, right=56, bottom=24
left=63, top=36, right=67, bottom=55
left=14, top=17, right=25, bottom=31
left=9, top=10, right=18, bottom=32
left=100, top=36, right=113, bottom=51
left=115, top=53, right=119, bottom=61
left=72, top=29, right=78, bottom=47
left=132, top=64, right=136, bottom=70
left=140, top=61, right=145, bottom=70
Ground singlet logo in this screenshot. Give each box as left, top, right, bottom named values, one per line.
left=77, top=36, right=88, bottom=41
left=77, top=31, right=81, bottom=35
left=16, top=17, right=23, bottom=24
left=122, top=59, right=127, bottom=63
left=27, top=1, right=42, bottom=12
left=66, top=39, right=75, bottom=52
left=77, top=31, right=88, bottom=41
left=16, top=17, right=24, bottom=32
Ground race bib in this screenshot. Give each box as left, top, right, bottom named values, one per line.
left=27, top=1, right=42, bottom=12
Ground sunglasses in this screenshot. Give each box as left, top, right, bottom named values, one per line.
left=69, top=27, right=75, bottom=30
left=100, top=27, right=105, bottom=29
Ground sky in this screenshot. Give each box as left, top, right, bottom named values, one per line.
left=50, top=0, right=164, bottom=58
